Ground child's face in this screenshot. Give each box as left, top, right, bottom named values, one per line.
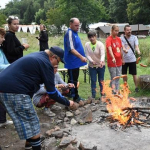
left=89, top=36, right=96, bottom=44
left=0, top=34, right=5, bottom=45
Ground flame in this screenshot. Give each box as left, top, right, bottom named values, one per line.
left=102, top=81, right=134, bottom=125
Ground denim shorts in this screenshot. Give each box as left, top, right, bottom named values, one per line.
left=0, top=93, right=40, bottom=140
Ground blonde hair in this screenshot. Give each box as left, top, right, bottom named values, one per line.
left=110, top=25, right=119, bottom=35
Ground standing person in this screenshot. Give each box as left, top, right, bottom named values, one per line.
left=64, top=17, right=87, bottom=102
left=106, top=25, right=123, bottom=94
left=121, top=25, right=141, bottom=92
left=33, top=65, right=75, bottom=117
left=36, top=24, right=49, bottom=51
left=0, top=27, right=12, bottom=128
left=3, top=16, right=29, bottom=63
left=0, top=46, right=76, bottom=150
left=85, top=31, right=105, bottom=99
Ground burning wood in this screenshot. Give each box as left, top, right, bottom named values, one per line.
left=101, top=81, right=150, bottom=130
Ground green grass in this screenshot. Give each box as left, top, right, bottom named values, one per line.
left=16, top=32, right=150, bottom=99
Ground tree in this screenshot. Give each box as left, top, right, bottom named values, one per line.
left=127, top=0, right=150, bottom=24
left=46, top=0, right=108, bottom=33
left=109, top=0, right=128, bottom=23
left=0, top=13, right=6, bottom=27
left=35, top=9, right=46, bottom=24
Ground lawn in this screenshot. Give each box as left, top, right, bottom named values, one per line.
left=16, top=32, right=150, bottom=99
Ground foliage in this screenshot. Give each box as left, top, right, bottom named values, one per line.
left=127, top=0, right=150, bottom=24
left=1, top=0, right=150, bottom=32
left=109, top=0, right=128, bottom=23
left=0, top=13, right=6, bottom=27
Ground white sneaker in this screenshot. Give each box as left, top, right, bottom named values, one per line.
left=43, top=108, right=56, bottom=117
left=0, top=120, right=13, bottom=127
left=51, top=105, right=61, bottom=111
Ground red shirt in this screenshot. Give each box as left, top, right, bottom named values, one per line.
left=106, top=36, right=122, bottom=67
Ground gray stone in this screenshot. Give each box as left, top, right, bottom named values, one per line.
left=91, top=106, right=97, bottom=112
left=79, top=142, right=97, bottom=150
left=74, top=110, right=81, bottom=116
left=40, top=123, right=50, bottom=129
left=66, top=111, right=74, bottom=117
left=51, top=130, right=64, bottom=138
left=78, top=110, right=93, bottom=124
left=70, top=118, right=77, bottom=125
left=46, top=129, right=55, bottom=136
left=64, top=117, right=70, bottom=122
left=65, top=144, right=79, bottom=150
left=59, top=136, right=75, bottom=147
left=56, top=120, right=63, bottom=124
left=42, top=137, right=57, bottom=149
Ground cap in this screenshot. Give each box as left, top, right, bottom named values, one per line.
left=49, top=46, right=65, bottom=63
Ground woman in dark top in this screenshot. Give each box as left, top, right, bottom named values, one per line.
left=36, top=24, right=49, bottom=51
left=3, top=16, right=29, bottom=63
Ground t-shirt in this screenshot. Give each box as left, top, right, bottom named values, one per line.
left=0, top=52, right=70, bottom=106
left=85, top=41, right=105, bottom=68
left=64, top=28, right=87, bottom=69
left=120, top=35, right=138, bottom=63
left=106, top=36, right=122, bottom=67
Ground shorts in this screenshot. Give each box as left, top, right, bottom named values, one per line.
left=0, top=93, right=40, bottom=140
left=122, top=62, right=137, bottom=75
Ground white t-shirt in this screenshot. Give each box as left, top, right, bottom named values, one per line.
left=120, top=35, right=138, bottom=63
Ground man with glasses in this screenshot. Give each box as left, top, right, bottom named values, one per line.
left=0, top=46, right=76, bottom=150
left=64, top=17, right=87, bottom=103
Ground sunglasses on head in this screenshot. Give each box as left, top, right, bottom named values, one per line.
left=7, top=16, right=19, bottom=20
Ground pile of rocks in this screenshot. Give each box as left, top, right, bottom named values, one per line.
left=39, top=97, right=102, bottom=150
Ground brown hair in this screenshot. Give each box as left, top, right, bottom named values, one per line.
left=0, top=28, right=6, bottom=36
left=87, top=31, right=96, bottom=38
left=124, top=25, right=130, bottom=31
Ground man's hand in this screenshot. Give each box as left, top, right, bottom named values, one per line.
left=69, top=101, right=79, bottom=110
left=68, top=83, right=75, bottom=88
left=80, top=56, right=87, bottom=62
left=137, top=50, right=141, bottom=55
left=123, top=49, right=128, bottom=53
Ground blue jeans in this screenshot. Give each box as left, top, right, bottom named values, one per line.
left=89, top=66, right=105, bottom=98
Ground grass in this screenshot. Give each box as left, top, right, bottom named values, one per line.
left=16, top=32, right=150, bottom=99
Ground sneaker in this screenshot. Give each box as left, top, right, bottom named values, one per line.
left=74, top=97, right=85, bottom=103
left=43, top=108, right=56, bottom=117
left=25, top=137, right=45, bottom=150
left=0, top=120, right=13, bottom=127
left=135, top=88, right=139, bottom=93
left=51, top=105, right=61, bottom=111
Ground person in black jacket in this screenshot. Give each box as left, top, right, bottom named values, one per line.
left=36, top=24, right=49, bottom=51
left=3, top=16, right=29, bottom=63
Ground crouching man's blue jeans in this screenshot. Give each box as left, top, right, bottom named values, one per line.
left=89, top=66, right=105, bottom=98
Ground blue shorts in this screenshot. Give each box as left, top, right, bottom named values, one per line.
left=0, top=93, right=40, bottom=140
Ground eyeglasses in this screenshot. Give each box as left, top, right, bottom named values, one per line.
left=54, top=56, right=60, bottom=64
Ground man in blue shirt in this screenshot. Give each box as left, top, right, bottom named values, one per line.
left=64, top=18, right=87, bottom=102
left=0, top=46, right=75, bottom=150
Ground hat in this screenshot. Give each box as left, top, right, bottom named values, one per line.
left=49, top=46, right=65, bottom=63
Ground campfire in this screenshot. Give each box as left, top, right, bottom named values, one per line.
left=100, top=81, right=150, bottom=131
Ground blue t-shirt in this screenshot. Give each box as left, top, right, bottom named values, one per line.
left=64, top=28, right=87, bottom=69
left=0, top=52, right=70, bottom=106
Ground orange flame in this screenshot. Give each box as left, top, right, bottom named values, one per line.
left=102, top=81, right=134, bottom=125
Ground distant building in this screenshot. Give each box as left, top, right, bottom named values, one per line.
left=96, top=24, right=149, bottom=38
